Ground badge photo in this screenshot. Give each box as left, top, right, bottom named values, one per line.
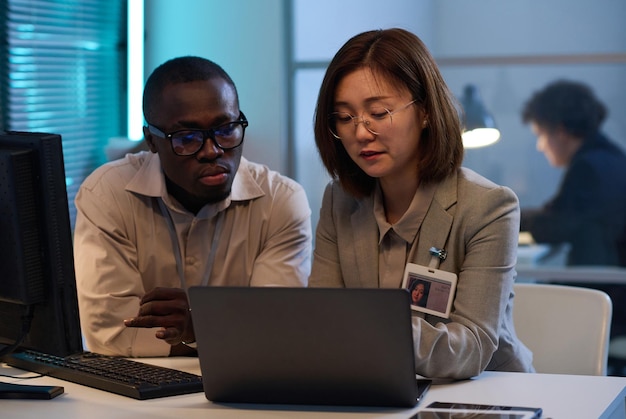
left=402, top=263, right=457, bottom=318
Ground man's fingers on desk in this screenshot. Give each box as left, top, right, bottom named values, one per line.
left=124, top=315, right=166, bottom=328
left=123, top=318, right=185, bottom=344
left=156, top=327, right=185, bottom=344
left=124, top=314, right=187, bottom=330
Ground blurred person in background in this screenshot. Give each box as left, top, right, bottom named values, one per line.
left=521, top=80, right=626, bottom=370
left=520, top=79, right=626, bottom=267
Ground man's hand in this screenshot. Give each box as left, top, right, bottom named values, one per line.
left=124, top=287, right=195, bottom=346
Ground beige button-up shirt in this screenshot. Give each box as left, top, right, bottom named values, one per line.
left=373, top=183, right=436, bottom=289
left=74, top=152, right=311, bottom=357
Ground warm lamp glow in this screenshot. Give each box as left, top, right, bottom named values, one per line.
left=460, top=84, right=501, bottom=148
left=462, top=128, right=501, bottom=148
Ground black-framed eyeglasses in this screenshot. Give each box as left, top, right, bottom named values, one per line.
left=146, top=112, right=248, bottom=156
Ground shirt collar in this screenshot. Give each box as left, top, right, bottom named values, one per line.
left=125, top=153, right=264, bottom=214
left=373, top=181, right=436, bottom=245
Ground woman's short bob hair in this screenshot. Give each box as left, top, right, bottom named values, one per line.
left=314, top=28, right=464, bottom=197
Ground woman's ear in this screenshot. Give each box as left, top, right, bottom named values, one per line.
left=418, top=107, right=428, bottom=128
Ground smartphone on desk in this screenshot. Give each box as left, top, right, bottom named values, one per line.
left=412, top=401, right=543, bottom=418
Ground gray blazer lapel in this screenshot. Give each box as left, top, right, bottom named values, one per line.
left=414, top=173, right=457, bottom=266
left=350, top=198, right=379, bottom=288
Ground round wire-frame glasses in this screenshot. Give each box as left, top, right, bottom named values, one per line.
left=328, top=100, right=416, bottom=139
left=146, top=112, right=248, bottom=156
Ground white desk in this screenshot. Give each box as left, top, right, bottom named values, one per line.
left=516, top=245, right=626, bottom=283
left=2, top=358, right=626, bottom=418
left=516, top=265, right=626, bottom=283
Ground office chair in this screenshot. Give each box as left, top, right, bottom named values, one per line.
left=512, top=283, right=612, bottom=375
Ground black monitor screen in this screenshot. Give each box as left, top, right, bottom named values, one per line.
left=0, top=131, right=83, bottom=357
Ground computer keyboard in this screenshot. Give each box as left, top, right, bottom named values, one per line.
left=3, top=350, right=204, bottom=400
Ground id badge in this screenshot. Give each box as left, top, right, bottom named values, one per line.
left=402, top=263, right=457, bottom=318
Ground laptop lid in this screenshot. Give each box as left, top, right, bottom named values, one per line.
left=188, top=286, right=430, bottom=407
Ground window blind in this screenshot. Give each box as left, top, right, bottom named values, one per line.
left=0, top=0, right=126, bottom=227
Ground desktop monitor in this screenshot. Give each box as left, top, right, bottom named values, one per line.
left=0, top=131, right=83, bottom=358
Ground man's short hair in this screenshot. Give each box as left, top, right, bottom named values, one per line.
left=142, top=56, right=238, bottom=122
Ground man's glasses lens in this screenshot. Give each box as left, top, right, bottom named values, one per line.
left=171, top=121, right=246, bottom=155
left=146, top=113, right=248, bottom=156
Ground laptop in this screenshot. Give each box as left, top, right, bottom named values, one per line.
left=188, top=286, right=431, bottom=407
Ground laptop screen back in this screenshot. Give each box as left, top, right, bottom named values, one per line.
left=188, top=287, right=425, bottom=407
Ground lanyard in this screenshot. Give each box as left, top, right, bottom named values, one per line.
left=158, top=199, right=225, bottom=290
left=428, top=247, right=447, bottom=268
left=406, top=236, right=446, bottom=269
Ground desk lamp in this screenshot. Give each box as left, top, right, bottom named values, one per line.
left=460, top=84, right=501, bottom=148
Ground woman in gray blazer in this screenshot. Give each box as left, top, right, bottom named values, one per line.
left=310, top=28, right=534, bottom=379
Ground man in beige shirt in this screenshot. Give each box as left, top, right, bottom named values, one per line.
left=74, top=56, right=311, bottom=357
